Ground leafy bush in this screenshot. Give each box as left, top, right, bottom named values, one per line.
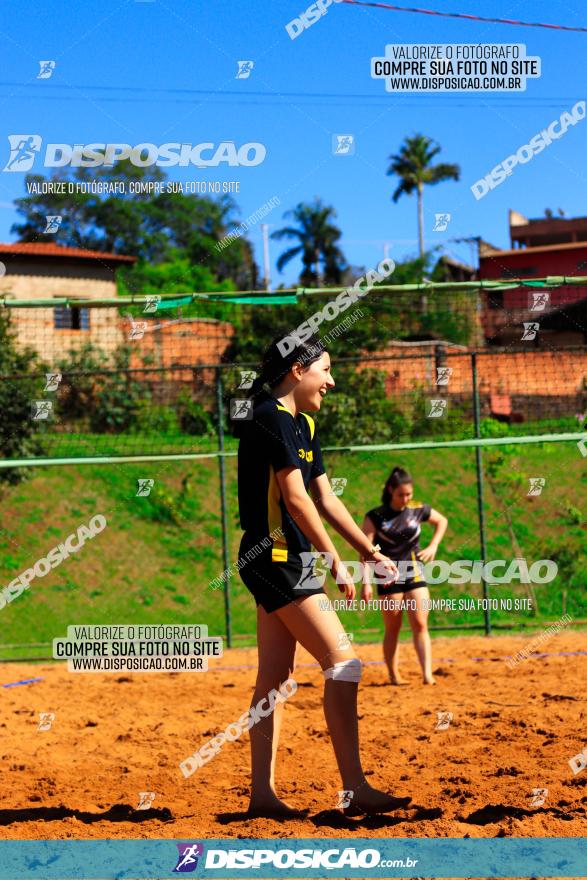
left=89, top=346, right=152, bottom=433
left=0, top=308, right=46, bottom=484
left=55, top=343, right=110, bottom=422
left=177, top=391, right=214, bottom=436
left=131, top=401, right=179, bottom=435
left=318, top=367, right=409, bottom=446
left=409, top=388, right=472, bottom=440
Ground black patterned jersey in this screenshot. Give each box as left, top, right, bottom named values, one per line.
left=365, top=502, right=431, bottom=561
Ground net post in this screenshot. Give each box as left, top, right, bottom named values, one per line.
left=215, top=366, right=232, bottom=648
left=472, top=352, right=491, bottom=636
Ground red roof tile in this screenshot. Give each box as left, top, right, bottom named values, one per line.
left=0, top=242, right=136, bottom=262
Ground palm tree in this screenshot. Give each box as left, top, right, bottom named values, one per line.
left=271, top=198, right=346, bottom=286
left=387, top=135, right=460, bottom=258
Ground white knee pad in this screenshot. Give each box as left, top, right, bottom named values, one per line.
left=323, top=658, right=362, bottom=683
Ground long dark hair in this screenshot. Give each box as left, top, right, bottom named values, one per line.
left=232, top=332, right=326, bottom=436
left=381, top=466, right=412, bottom=505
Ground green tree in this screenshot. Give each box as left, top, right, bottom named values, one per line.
left=11, top=163, right=258, bottom=288
left=387, top=135, right=460, bottom=258
left=271, top=198, right=347, bottom=286
left=0, top=309, right=46, bottom=484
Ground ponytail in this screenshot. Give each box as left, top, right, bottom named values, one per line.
left=381, top=466, right=412, bottom=505
left=245, top=372, right=270, bottom=402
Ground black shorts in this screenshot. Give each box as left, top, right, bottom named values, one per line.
left=377, top=552, right=427, bottom=595
left=238, top=534, right=326, bottom=614
left=377, top=578, right=428, bottom=596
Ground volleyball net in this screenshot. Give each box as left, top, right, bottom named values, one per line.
left=0, top=280, right=585, bottom=465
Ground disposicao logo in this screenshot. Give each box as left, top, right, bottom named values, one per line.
left=3, top=136, right=266, bottom=171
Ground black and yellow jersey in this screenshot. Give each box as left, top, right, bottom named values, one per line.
left=237, top=394, right=325, bottom=563
left=365, top=502, right=431, bottom=562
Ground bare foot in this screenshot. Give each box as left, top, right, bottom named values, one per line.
left=247, top=793, right=308, bottom=819
left=423, top=675, right=436, bottom=685
left=390, top=674, right=408, bottom=686
left=343, top=784, right=412, bottom=816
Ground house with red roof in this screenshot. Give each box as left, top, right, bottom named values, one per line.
left=0, top=242, right=136, bottom=363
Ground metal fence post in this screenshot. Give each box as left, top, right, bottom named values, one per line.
left=471, top=352, right=491, bottom=636
left=215, top=367, right=232, bottom=648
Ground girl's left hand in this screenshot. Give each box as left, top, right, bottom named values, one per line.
left=369, top=551, right=399, bottom=588
left=418, top=543, right=438, bottom=563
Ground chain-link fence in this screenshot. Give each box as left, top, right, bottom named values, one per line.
left=0, top=287, right=586, bottom=655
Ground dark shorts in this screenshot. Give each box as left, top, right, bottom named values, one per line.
left=238, top=534, right=326, bottom=614
left=377, top=552, right=427, bottom=595
left=377, top=578, right=428, bottom=596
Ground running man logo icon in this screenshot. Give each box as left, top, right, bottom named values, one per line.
left=38, top=712, right=55, bottom=732
left=330, top=477, right=347, bottom=496
left=427, top=399, right=447, bottom=418
left=143, top=294, right=161, bottom=313
left=337, top=632, right=354, bottom=650
left=332, top=134, right=355, bottom=155
left=436, top=366, right=453, bottom=385
left=527, top=477, right=546, bottom=496
left=43, top=215, right=62, bottom=233
left=529, top=291, right=550, bottom=311
left=336, top=790, right=354, bottom=808
left=236, top=60, right=254, bottom=79
left=173, top=843, right=204, bottom=873
left=435, top=711, right=453, bottom=731
left=129, top=319, right=148, bottom=340
left=4, top=134, right=42, bottom=172
left=136, top=791, right=156, bottom=810
left=136, top=479, right=155, bottom=497
left=521, top=322, right=540, bottom=341
left=238, top=370, right=257, bottom=390
left=569, top=748, right=587, bottom=776
left=314, top=553, right=331, bottom=586
left=44, top=372, right=62, bottom=392
left=230, top=399, right=253, bottom=420
left=31, top=400, right=53, bottom=420
left=433, top=213, right=451, bottom=232
left=37, top=60, right=56, bottom=79
left=529, top=787, right=548, bottom=807
left=297, top=552, right=329, bottom=590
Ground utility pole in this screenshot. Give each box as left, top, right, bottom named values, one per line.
left=261, top=224, right=271, bottom=291
left=450, top=235, right=481, bottom=271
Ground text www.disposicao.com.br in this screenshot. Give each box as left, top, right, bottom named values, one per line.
left=70, top=656, right=202, bottom=671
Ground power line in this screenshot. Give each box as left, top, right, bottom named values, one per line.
left=0, top=82, right=581, bottom=102
left=341, top=0, right=587, bottom=32
left=0, top=87, right=580, bottom=110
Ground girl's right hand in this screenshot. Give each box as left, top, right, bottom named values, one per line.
left=330, top=555, right=356, bottom=602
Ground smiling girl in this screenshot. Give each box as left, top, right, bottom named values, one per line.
left=233, top=333, right=410, bottom=818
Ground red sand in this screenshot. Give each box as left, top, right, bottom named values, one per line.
left=0, top=631, right=585, bottom=848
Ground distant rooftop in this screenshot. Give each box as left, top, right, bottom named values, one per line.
left=510, top=209, right=587, bottom=227
left=508, top=210, right=587, bottom=249
left=0, top=242, right=136, bottom=263
left=480, top=240, right=587, bottom=259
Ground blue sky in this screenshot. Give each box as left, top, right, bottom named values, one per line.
left=1, top=0, right=586, bottom=286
